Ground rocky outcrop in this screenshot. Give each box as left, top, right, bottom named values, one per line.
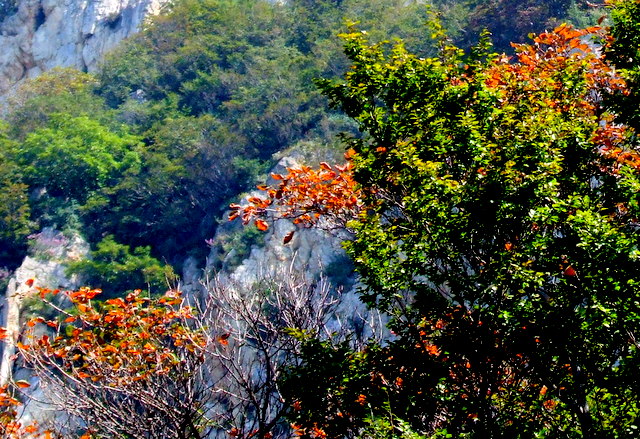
left=208, top=156, right=383, bottom=342
left=0, top=0, right=170, bottom=94
left=0, top=228, right=89, bottom=385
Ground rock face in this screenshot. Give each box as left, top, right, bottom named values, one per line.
left=0, top=0, right=170, bottom=94
left=0, top=228, right=89, bottom=385
left=208, top=156, right=383, bottom=342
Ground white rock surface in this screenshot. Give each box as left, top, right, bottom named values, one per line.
left=0, top=228, right=89, bottom=385
left=0, top=0, right=170, bottom=94
left=209, top=156, right=385, bottom=343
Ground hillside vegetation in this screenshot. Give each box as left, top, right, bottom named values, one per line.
left=0, top=0, right=597, bottom=291
left=3, top=0, right=638, bottom=438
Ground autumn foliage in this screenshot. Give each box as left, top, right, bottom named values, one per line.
left=0, top=384, right=45, bottom=439
left=13, top=287, right=208, bottom=438
left=20, top=287, right=204, bottom=385
left=229, top=159, right=362, bottom=233
left=0, top=328, right=46, bottom=438
left=232, top=24, right=640, bottom=238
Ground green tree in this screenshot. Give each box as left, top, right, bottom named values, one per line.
left=459, top=0, right=575, bottom=51
left=282, top=16, right=640, bottom=439
left=6, top=68, right=111, bottom=140
left=0, top=124, right=32, bottom=266
left=81, top=114, right=260, bottom=259
left=605, top=0, right=640, bottom=132
left=15, top=114, right=141, bottom=202
left=68, top=235, right=175, bottom=297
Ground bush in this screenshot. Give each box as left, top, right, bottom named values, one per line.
left=67, top=235, right=176, bottom=298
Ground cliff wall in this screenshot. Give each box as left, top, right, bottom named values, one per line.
left=0, top=0, right=169, bottom=94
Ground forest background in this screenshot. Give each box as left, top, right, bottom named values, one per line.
left=0, top=0, right=601, bottom=293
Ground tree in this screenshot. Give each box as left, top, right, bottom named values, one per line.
left=605, top=0, right=640, bottom=132
left=236, top=14, right=640, bottom=439
left=15, top=114, right=141, bottom=203
left=0, top=125, right=32, bottom=267
left=194, top=269, right=347, bottom=439
left=6, top=264, right=347, bottom=438
left=460, top=0, right=574, bottom=52
left=6, top=68, right=109, bottom=141
left=18, top=287, right=210, bottom=439
left=66, top=235, right=176, bottom=298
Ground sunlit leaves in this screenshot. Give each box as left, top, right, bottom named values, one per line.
left=19, top=287, right=204, bottom=387
left=230, top=160, right=362, bottom=231
left=277, top=18, right=640, bottom=438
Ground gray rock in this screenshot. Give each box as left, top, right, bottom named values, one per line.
left=0, top=0, right=170, bottom=95
left=0, top=228, right=89, bottom=385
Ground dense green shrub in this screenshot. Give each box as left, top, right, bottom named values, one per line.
left=67, top=235, right=176, bottom=298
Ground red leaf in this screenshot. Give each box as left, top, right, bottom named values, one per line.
left=283, top=230, right=295, bottom=245
left=218, top=333, right=230, bottom=346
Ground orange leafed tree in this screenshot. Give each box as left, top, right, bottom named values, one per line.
left=16, top=287, right=210, bottom=439
left=0, top=268, right=345, bottom=439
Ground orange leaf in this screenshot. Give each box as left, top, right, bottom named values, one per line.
left=15, top=380, right=30, bottom=388
left=283, top=230, right=295, bottom=245
left=255, top=219, right=269, bottom=231
left=217, top=333, right=230, bottom=346
left=344, top=148, right=357, bottom=160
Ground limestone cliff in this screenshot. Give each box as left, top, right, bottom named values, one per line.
left=0, top=228, right=88, bottom=385
left=0, top=0, right=170, bottom=94
left=208, top=156, right=382, bottom=341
